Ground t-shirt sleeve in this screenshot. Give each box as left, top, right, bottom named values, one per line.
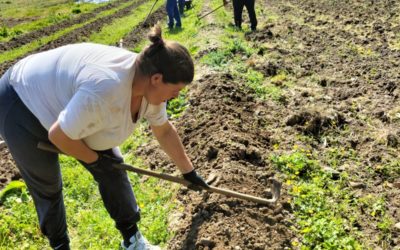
left=58, top=89, right=109, bottom=140
left=144, top=102, right=168, bottom=126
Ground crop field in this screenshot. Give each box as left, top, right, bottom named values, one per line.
left=0, top=0, right=399, bottom=249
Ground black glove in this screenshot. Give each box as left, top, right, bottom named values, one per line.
left=80, top=149, right=123, bottom=171
left=183, top=170, right=210, bottom=191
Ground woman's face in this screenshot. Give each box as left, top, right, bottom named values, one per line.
left=146, top=74, right=187, bottom=104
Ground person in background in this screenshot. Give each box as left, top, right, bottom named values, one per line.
left=178, top=0, right=185, bottom=15
left=166, top=0, right=182, bottom=29
left=184, top=0, right=193, bottom=10
left=232, top=0, right=257, bottom=31
left=0, top=24, right=208, bottom=250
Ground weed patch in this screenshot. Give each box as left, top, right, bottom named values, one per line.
left=271, top=151, right=363, bottom=249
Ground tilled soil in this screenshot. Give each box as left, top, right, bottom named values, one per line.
left=121, top=7, right=167, bottom=48
left=139, top=0, right=400, bottom=248
left=0, top=147, right=19, bottom=189
left=0, top=17, right=38, bottom=28
left=137, top=73, right=295, bottom=249
left=246, top=1, right=400, bottom=247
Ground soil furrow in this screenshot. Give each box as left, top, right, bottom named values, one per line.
left=121, top=7, right=166, bottom=49
left=0, top=0, right=148, bottom=75
left=0, top=0, right=132, bottom=53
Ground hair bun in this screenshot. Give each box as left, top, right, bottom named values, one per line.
left=148, top=24, right=164, bottom=46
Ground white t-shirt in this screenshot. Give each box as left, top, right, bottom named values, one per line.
left=10, top=43, right=168, bottom=150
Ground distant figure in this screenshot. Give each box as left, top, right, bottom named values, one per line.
left=166, top=0, right=182, bottom=29
left=185, top=0, right=192, bottom=10
left=178, top=0, right=185, bottom=15
left=232, top=0, right=257, bottom=31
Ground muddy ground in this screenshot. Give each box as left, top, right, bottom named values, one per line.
left=1, top=0, right=400, bottom=249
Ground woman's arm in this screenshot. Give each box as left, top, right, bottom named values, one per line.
left=48, top=120, right=98, bottom=163
left=150, top=121, right=194, bottom=174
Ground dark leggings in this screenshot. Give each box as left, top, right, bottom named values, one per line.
left=0, top=70, right=140, bottom=249
left=232, top=0, right=257, bottom=30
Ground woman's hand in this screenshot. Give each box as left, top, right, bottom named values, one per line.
left=183, top=169, right=210, bottom=190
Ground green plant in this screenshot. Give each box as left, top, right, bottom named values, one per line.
left=272, top=151, right=317, bottom=178
left=358, top=195, right=386, bottom=217
left=226, top=39, right=254, bottom=56
left=72, top=7, right=81, bottom=14
left=0, top=180, right=27, bottom=204
left=0, top=26, right=9, bottom=38
left=373, top=160, right=400, bottom=181
left=377, top=215, right=394, bottom=241
left=325, top=146, right=358, bottom=168
left=167, top=88, right=189, bottom=119
left=201, top=49, right=230, bottom=67
left=271, top=151, right=362, bottom=249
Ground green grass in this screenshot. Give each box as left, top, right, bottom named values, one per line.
left=89, top=0, right=164, bottom=45
left=372, top=159, right=400, bottom=182
left=0, top=0, right=78, bottom=18
left=199, top=35, right=286, bottom=102
left=0, top=0, right=138, bottom=64
left=131, top=0, right=206, bottom=56
left=209, top=0, right=231, bottom=25
left=0, top=183, right=48, bottom=249
left=196, top=0, right=288, bottom=103
left=0, top=2, right=104, bottom=42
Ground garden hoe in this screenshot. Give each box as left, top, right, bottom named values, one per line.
left=197, top=0, right=230, bottom=21
left=142, top=0, right=159, bottom=27
left=38, top=141, right=281, bottom=206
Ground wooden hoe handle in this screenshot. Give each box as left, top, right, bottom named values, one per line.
left=37, top=141, right=280, bottom=205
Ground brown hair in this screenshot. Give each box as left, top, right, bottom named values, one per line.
left=135, top=24, right=194, bottom=84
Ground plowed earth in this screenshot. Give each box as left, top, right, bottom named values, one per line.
left=139, top=73, right=295, bottom=249
left=140, top=0, right=400, bottom=249
left=1, top=0, right=399, bottom=249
